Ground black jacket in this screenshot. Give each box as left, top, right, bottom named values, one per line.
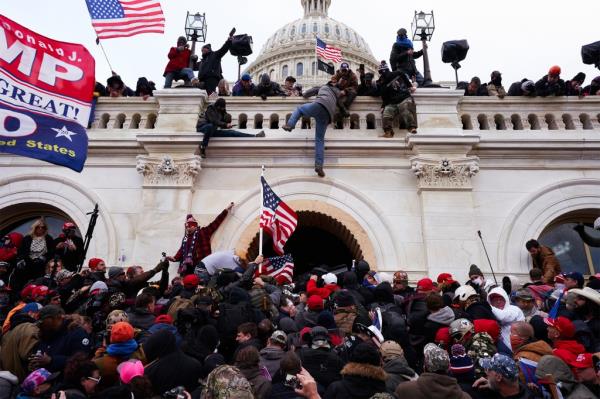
left=508, top=81, right=536, bottom=97
left=53, top=235, right=84, bottom=271
left=535, top=75, right=565, bottom=97
left=298, top=347, right=344, bottom=388
left=37, top=320, right=92, bottom=372
left=127, top=307, right=155, bottom=331
left=390, top=43, right=422, bottom=78
left=197, top=104, right=229, bottom=129
left=379, top=70, right=413, bottom=107
left=466, top=301, right=497, bottom=322
left=18, top=234, right=55, bottom=263
left=324, top=362, right=388, bottom=399
left=198, top=39, right=231, bottom=80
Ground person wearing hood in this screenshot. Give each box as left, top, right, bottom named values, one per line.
left=389, top=28, right=424, bottom=86
left=380, top=340, right=417, bottom=392
left=144, top=329, right=203, bottom=395
left=535, top=355, right=596, bottom=399
left=377, top=60, right=418, bottom=137
left=565, top=72, right=586, bottom=96
left=487, top=287, right=524, bottom=352
left=424, top=292, right=456, bottom=343
left=395, top=343, right=470, bottom=399
left=93, top=321, right=145, bottom=391
left=147, top=314, right=181, bottom=347
left=235, top=346, right=272, bottom=399
left=508, top=79, right=536, bottom=97
left=163, top=36, right=196, bottom=88
left=487, top=71, right=507, bottom=98
left=325, top=342, right=387, bottom=399
left=197, top=31, right=234, bottom=95
left=306, top=273, right=340, bottom=300
left=259, top=330, right=287, bottom=378
left=282, top=78, right=341, bottom=177
left=254, top=74, right=285, bottom=99
left=582, top=76, right=600, bottom=96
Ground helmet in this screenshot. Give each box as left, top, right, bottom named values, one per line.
left=449, top=318, right=474, bottom=340
left=454, top=285, right=478, bottom=302
left=62, top=222, right=76, bottom=231
left=548, top=65, right=561, bottom=76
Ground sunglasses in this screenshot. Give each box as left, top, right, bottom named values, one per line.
left=87, top=376, right=101, bottom=384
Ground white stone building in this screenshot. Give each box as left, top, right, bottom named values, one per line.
left=244, top=0, right=380, bottom=87
left=1, top=1, right=599, bottom=282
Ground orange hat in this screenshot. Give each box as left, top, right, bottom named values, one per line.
left=544, top=316, right=575, bottom=338
left=548, top=65, right=561, bottom=76
left=110, top=321, right=135, bottom=343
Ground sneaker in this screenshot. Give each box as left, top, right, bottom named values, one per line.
left=255, top=131, right=266, bottom=137
left=282, top=125, right=293, bottom=132
left=199, top=146, right=206, bottom=158
left=314, top=166, right=325, bottom=178
left=380, top=129, right=394, bottom=138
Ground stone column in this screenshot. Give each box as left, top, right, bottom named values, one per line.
left=408, top=134, right=482, bottom=280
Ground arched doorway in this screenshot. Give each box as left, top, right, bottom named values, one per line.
left=0, top=203, right=82, bottom=239
left=246, top=211, right=363, bottom=276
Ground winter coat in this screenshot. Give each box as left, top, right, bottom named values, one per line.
left=487, top=287, right=525, bottom=351
left=93, top=345, right=146, bottom=391
left=259, top=346, right=285, bottom=378
left=513, top=339, right=552, bottom=385
left=405, top=293, right=429, bottom=347
left=232, top=81, right=256, bottom=96
left=535, top=355, right=596, bottom=399
left=164, top=47, right=192, bottom=75
left=508, top=81, right=536, bottom=96
left=302, top=85, right=341, bottom=124
left=0, top=370, right=18, bottom=399
left=53, top=235, right=84, bottom=272
left=36, top=320, right=92, bottom=372
left=324, top=362, right=388, bottom=399
left=254, top=81, right=286, bottom=98
left=298, top=347, right=344, bottom=388
left=390, top=42, right=423, bottom=78
left=127, top=308, right=156, bottom=331
left=197, top=105, right=229, bottom=129
left=394, top=372, right=471, bottom=399
left=306, top=279, right=339, bottom=300
left=18, top=234, right=55, bottom=264
left=465, top=301, right=497, bottom=322
left=197, top=39, right=231, bottom=81
left=295, top=308, right=320, bottom=329
left=379, top=70, right=413, bottom=107
left=383, top=356, right=417, bottom=392
left=535, top=75, right=566, bottom=97
left=424, top=306, right=455, bottom=344
left=239, top=366, right=272, bottom=399
left=531, top=245, right=561, bottom=284
left=0, top=321, right=38, bottom=381
left=332, top=70, right=358, bottom=94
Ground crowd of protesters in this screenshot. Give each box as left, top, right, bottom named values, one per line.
left=0, top=211, right=599, bottom=399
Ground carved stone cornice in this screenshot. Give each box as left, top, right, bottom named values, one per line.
left=410, top=156, right=479, bottom=191
left=136, top=155, right=201, bottom=188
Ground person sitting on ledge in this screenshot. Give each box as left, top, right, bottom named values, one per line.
left=232, top=74, right=256, bottom=96
left=163, top=36, right=197, bottom=89
left=535, top=65, right=565, bottom=97
left=507, top=79, right=536, bottom=97
left=195, top=98, right=265, bottom=158
left=254, top=74, right=285, bottom=100
left=332, top=62, right=358, bottom=117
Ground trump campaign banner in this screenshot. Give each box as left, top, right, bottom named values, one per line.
left=0, top=15, right=94, bottom=172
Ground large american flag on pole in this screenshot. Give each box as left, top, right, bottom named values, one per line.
left=260, top=176, right=298, bottom=255
left=316, top=37, right=343, bottom=63
left=256, top=254, right=295, bottom=285
left=85, top=0, right=165, bottom=40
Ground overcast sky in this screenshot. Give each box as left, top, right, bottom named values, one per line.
left=4, top=1, right=600, bottom=87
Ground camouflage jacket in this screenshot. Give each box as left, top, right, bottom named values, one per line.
left=465, top=332, right=497, bottom=377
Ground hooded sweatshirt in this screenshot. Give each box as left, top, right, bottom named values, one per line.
left=488, top=287, right=524, bottom=351
left=535, top=355, right=596, bottom=399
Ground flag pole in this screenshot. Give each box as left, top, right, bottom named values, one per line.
left=259, top=165, right=265, bottom=257
left=96, top=38, right=114, bottom=73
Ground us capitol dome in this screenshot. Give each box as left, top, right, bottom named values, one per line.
left=244, top=0, right=380, bottom=87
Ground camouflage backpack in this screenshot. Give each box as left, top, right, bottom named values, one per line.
left=202, top=365, right=253, bottom=399
left=466, top=331, right=497, bottom=377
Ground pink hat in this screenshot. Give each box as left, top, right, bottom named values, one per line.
left=117, top=359, right=144, bottom=384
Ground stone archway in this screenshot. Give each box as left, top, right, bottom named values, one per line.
left=246, top=210, right=364, bottom=275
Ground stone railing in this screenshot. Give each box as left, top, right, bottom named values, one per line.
left=458, top=96, right=600, bottom=131
left=89, top=89, right=600, bottom=134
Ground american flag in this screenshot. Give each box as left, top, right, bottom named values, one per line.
left=256, top=254, right=295, bottom=285
left=85, top=0, right=165, bottom=40
left=260, top=176, right=298, bottom=255
left=316, top=37, right=342, bottom=63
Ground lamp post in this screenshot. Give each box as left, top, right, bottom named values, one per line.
left=411, top=10, right=435, bottom=86
left=185, top=12, right=207, bottom=69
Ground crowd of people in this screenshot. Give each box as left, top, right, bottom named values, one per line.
left=0, top=211, right=599, bottom=399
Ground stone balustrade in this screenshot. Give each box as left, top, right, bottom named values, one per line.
left=90, top=89, right=600, bottom=134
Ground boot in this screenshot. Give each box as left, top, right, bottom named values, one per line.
left=381, top=118, right=394, bottom=138
left=197, top=145, right=206, bottom=158
left=314, top=165, right=325, bottom=178
left=255, top=131, right=265, bottom=137
left=282, top=124, right=293, bottom=132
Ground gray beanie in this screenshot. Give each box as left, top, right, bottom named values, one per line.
left=108, top=266, right=125, bottom=279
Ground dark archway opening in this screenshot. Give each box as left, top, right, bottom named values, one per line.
left=247, top=211, right=363, bottom=278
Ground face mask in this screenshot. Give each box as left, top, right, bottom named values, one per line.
left=472, top=277, right=483, bottom=287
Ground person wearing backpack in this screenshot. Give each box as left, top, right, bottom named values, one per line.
left=217, top=286, right=258, bottom=362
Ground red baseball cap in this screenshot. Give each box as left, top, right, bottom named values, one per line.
left=155, top=314, right=173, bottom=325
left=307, top=295, right=324, bottom=311
left=544, top=316, right=575, bottom=339
left=182, top=274, right=199, bottom=289
left=21, top=284, right=37, bottom=300
left=417, top=278, right=434, bottom=292
left=32, top=285, right=49, bottom=299
left=569, top=353, right=593, bottom=369
left=437, top=273, right=456, bottom=285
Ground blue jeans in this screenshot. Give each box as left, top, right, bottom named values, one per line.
left=287, top=102, right=329, bottom=167
left=164, top=68, right=194, bottom=88
left=198, top=123, right=256, bottom=148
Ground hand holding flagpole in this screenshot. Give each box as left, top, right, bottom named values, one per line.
left=259, top=165, right=265, bottom=273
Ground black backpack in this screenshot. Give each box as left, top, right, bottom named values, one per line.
left=229, top=34, right=253, bottom=56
